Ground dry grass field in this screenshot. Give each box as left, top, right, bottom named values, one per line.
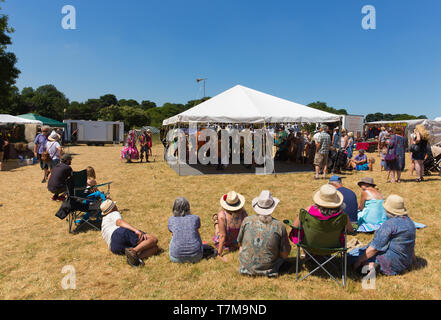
left=1, top=138, right=440, bottom=300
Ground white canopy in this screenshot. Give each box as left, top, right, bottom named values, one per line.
left=163, top=85, right=341, bottom=126
left=435, top=117, right=441, bottom=122
left=0, top=114, right=43, bottom=125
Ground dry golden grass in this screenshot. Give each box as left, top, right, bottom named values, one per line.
left=0, top=139, right=440, bottom=300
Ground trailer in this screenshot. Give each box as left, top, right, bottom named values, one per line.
left=340, top=114, right=365, bottom=139
left=63, top=120, right=124, bottom=145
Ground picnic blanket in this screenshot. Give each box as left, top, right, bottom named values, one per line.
left=357, top=221, right=427, bottom=233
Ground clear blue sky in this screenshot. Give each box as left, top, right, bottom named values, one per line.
left=3, top=0, right=441, bottom=118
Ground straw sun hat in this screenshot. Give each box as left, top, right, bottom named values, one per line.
left=357, top=177, right=376, bottom=188
left=383, top=195, right=408, bottom=216
left=100, top=199, right=117, bottom=216
left=220, top=191, right=245, bottom=212
left=313, top=184, right=344, bottom=208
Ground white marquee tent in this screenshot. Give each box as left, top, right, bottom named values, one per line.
left=0, top=114, right=42, bottom=125
left=163, top=85, right=340, bottom=126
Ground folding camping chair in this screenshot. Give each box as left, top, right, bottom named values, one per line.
left=290, top=209, right=348, bottom=287
left=65, top=170, right=112, bottom=234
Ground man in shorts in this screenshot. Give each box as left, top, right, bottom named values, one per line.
left=34, top=126, right=50, bottom=182
left=314, top=124, right=331, bottom=179
left=100, top=199, right=160, bottom=267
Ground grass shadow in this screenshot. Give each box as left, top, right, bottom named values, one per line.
left=72, top=220, right=101, bottom=234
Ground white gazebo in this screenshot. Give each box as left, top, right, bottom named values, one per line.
left=163, top=85, right=340, bottom=126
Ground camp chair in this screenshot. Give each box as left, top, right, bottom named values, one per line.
left=288, top=209, right=348, bottom=287
left=65, top=170, right=112, bottom=233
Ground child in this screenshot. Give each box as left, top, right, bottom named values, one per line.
left=380, top=147, right=387, bottom=172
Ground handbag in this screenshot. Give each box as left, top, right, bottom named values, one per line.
left=41, top=142, right=57, bottom=163
left=409, top=144, right=420, bottom=154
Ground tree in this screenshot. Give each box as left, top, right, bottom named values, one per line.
left=118, top=99, right=139, bottom=107
left=30, top=84, right=70, bottom=120
left=140, top=100, right=156, bottom=110
left=307, top=101, right=347, bottom=115
left=100, top=94, right=118, bottom=108
left=0, top=1, right=20, bottom=108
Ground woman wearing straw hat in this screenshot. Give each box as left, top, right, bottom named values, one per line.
left=288, top=184, right=354, bottom=246
left=45, top=130, right=63, bottom=173
left=100, top=199, right=160, bottom=267
left=356, top=177, right=388, bottom=228
left=237, top=190, right=291, bottom=277
left=350, top=195, right=416, bottom=276
left=212, top=191, right=248, bottom=261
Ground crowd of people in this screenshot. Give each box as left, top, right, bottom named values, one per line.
left=27, top=123, right=425, bottom=285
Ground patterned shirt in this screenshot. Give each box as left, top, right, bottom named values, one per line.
left=317, top=131, right=331, bottom=154
left=237, top=215, right=291, bottom=277
left=369, top=216, right=416, bottom=275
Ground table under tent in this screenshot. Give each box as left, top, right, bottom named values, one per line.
left=0, top=114, right=43, bottom=170
left=162, top=85, right=341, bottom=175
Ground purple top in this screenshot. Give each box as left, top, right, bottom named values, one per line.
left=34, top=133, right=48, bottom=155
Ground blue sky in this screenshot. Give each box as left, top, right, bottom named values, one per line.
left=3, top=0, right=441, bottom=118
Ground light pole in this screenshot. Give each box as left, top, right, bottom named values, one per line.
left=196, top=78, right=207, bottom=98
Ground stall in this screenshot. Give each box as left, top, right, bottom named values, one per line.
left=0, top=114, right=43, bottom=170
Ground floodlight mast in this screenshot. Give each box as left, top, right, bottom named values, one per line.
left=196, top=78, right=208, bottom=98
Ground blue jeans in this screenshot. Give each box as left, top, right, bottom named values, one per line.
left=170, top=251, right=203, bottom=264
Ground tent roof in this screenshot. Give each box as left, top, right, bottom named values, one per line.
left=0, top=114, right=43, bottom=125
left=163, top=85, right=341, bottom=126
left=17, top=113, right=67, bottom=127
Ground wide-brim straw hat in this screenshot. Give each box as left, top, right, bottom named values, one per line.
left=252, top=190, right=280, bottom=216
left=383, top=195, right=408, bottom=216
left=313, top=184, right=344, bottom=208
left=220, top=191, right=245, bottom=212
left=100, top=200, right=117, bottom=216
left=358, top=177, right=376, bottom=188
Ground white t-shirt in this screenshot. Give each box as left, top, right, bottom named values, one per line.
left=313, top=132, right=320, bottom=143
left=101, top=211, right=122, bottom=248
left=46, top=141, right=61, bottom=160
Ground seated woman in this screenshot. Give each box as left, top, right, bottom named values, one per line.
left=357, top=177, right=388, bottom=227
left=212, top=191, right=248, bottom=261
left=350, top=195, right=416, bottom=276
left=289, top=184, right=354, bottom=246
left=351, top=149, right=369, bottom=171
left=168, top=197, right=203, bottom=263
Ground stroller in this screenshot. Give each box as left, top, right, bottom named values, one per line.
left=328, top=148, right=348, bottom=174
left=424, top=145, right=441, bottom=176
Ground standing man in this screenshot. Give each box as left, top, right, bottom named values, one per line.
left=314, top=124, right=331, bottom=180
left=0, top=134, right=8, bottom=171
left=332, top=127, right=341, bottom=149
left=34, top=126, right=51, bottom=183
left=139, top=129, right=149, bottom=163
